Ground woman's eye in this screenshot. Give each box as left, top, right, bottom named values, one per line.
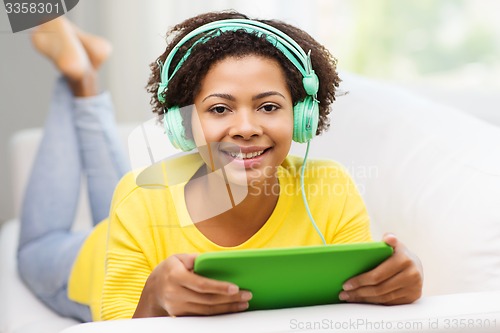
left=210, top=106, right=227, bottom=114
left=261, top=104, right=278, bottom=112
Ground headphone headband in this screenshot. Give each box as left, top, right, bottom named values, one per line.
left=158, top=18, right=319, bottom=103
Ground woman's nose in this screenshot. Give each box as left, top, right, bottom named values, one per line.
left=228, top=111, right=263, bottom=140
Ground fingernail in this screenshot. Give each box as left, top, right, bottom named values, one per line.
left=343, top=282, right=353, bottom=291
left=339, top=292, right=349, bottom=301
left=228, top=285, right=239, bottom=294
left=238, top=302, right=249, bottom=310
left=241, top=291, right=253, bottom=301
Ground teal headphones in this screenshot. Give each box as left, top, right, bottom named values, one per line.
left=157, top=18, right=320, bottom=151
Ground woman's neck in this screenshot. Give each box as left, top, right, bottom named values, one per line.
left=184, top=166, right=280, bottom=247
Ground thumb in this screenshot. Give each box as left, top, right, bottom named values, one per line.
left=383, top=232, right=399, bottom=249
left=174, top=253, right=199, bottom=271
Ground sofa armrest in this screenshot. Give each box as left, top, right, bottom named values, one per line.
left=60, top=292, right=500, bottom=333
left=0, top=219, right=78, bottom=333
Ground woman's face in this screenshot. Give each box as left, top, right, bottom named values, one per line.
left=192, top=55, right=294, bottom=185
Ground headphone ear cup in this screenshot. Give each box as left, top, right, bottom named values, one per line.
left=293, top=97, right=319, bottom=143
left=163, top=106, right=196, bottom=151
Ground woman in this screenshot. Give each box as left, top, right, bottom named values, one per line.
left=18, top=11, right=423, bottom=322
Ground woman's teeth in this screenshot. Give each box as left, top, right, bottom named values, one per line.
left=229, top=150, right=265, bottom=160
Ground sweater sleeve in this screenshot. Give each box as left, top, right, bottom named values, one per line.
left=99, top=173, right=154, bottom=320
left=329, top=166, right=373, bottom=244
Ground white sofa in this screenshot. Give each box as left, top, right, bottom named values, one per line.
left=1, top=73, right=500, bottom=333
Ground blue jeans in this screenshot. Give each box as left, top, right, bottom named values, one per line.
left=17, top=78, right=129, bottom=322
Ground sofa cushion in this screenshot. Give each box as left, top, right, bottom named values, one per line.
left=0, top=219, right=78, bottom=333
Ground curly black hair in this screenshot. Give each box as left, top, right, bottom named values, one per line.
left=146, top=10, right=340, bottom=138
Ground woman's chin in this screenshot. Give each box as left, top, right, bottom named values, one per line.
left=224, top=165, right=276, bottom=189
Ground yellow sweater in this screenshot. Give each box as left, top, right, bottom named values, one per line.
left=68, top=155, right=372, bottom=321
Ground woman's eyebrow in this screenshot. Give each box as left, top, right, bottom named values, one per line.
left=202, top=93, right=235, bottom=102
left=202, top=91, right=286, bottom=103
left=252, top=91, right=285, bottom=100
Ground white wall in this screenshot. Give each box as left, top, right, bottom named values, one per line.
left=0, top=8, right=56, bottom=223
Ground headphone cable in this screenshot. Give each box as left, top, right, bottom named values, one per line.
left=300, top=141, right=327, bottom=245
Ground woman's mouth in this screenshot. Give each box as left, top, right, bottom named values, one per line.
left=227, top=149, right=266, bottom=160
left=220, top=147, right=271, bottom=168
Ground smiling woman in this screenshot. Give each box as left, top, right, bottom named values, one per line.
left=16, top=10, right=423, bottom=324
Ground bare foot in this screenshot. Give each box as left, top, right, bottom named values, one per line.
left=31, top=17, right=91, bottom=82
left=73, top=25, right=112, bottom=70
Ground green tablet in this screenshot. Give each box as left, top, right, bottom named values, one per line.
left=194, top=242, right=393, bottom=310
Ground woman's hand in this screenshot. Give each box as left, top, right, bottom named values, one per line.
left=339, top=233, right=423, bottom=305
left=133, top=253, right=252, bottom=317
